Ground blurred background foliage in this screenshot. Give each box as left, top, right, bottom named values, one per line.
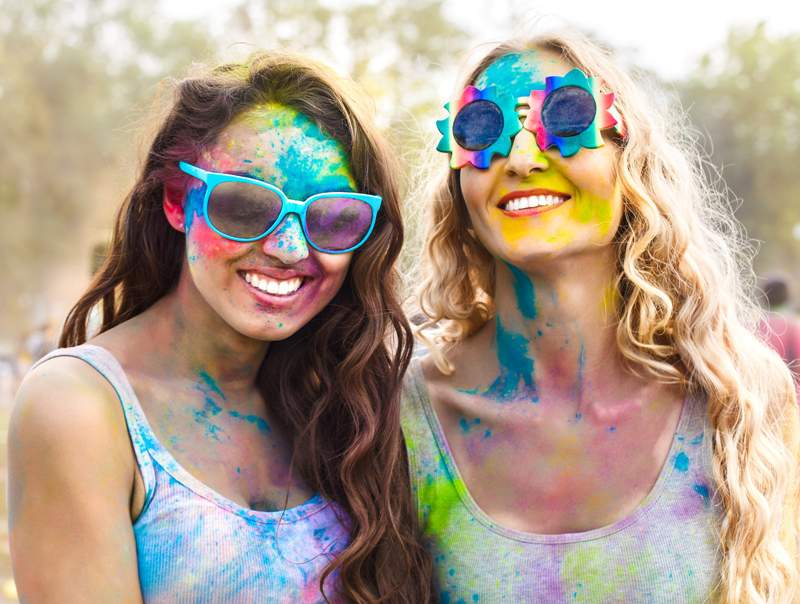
left=1, top=0, right=799, bottom=345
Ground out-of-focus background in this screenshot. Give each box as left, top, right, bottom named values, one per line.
left=1, top=0, right=799, bottom=599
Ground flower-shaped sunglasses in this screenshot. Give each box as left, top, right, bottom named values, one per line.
left=436, top=68, right=625, bottom=169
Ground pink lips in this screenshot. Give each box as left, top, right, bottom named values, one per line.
left=497, top=188, right=571, bottom=217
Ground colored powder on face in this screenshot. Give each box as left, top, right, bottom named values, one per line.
left=474, top=51, right=545, bottom=99
left=264, top=214, right=308, bottom=259
left=183, top=184, right=206, bottom=232
left=240, top=106, right=355, bottom=200
left=673, top=451, right=690, bottom=472
left=506, top=262, right=537, bottom=319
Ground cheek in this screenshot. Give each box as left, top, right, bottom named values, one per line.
left=560, top=152, right=621, bottom=238
left=317, top=253, right=351, bottom=285
left=183, top=185, right=244, bottom=264
left=186, top=220, right=244, bottom=264
left=565, top=147, right=618, bottom=201
left=459, top=167, right=495, bottom=211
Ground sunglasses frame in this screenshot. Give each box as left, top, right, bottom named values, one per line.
left=436, top=68, right=624, bottom=169
left=179, top=161, right=382, bottom=254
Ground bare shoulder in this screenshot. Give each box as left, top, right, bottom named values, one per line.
left=10, top=354, right=135, bottom=485
left=9, top=355, right=143, bottom=601
left=418, top=338, right=482, bottom=415
left=419, top=330, right=490, bottom=392
left=11, top=357, right=129, bottom=444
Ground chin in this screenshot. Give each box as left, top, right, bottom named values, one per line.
left=245, top=322, right=302, bottom=343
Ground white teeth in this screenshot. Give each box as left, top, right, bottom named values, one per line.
left=504, top=195, right=565, bottom=211
left=243, top=272, right=303, bottom=296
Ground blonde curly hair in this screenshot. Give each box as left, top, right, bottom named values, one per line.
left=414, top=31, right=800, bottom=604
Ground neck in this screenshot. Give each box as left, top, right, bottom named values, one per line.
left=488, top=248, right=625, bottom=406
left=135, top=270, right=269, bottom=400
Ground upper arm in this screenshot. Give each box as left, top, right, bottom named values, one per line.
left=8, top=357, right=144, bottom=604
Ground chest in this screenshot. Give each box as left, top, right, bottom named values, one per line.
left=130, top=375, right=313, bottom=513
left=432, top=392, right=684, bottom=534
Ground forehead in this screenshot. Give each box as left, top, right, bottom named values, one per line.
left=200, top=102, right=356, bottom=199
left=473, top=50, right=571, bottom=98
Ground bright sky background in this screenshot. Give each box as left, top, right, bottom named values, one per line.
left=162, top=0, right=800, bottom=79
left=451, top=0, right=800, bottom=78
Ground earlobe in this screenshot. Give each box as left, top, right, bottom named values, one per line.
left=162, top=184, right=186, bottom=233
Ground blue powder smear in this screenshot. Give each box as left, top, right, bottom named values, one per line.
left=183, top=185, right=206, bottom=232
left=458, top=316, right=538, bottom=403
left=192, top=371, right=225, bottom=441
left=692, top=483, right=710, bottom=504
left=673, top=451, right=690, bottom=472
left=506, top=262, right=537, bottom=320
left=228, top=410, right=271, bottom=434
left=270, top=110, right=354, bottom=200
left=459, top=417, right=482, bottom=434
left=474, top=51, right=545, bottom=99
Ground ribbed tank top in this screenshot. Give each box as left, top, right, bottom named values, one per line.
left=34, top=345, right=350, bottom=604
left=400, top=358, right=723, bottom=603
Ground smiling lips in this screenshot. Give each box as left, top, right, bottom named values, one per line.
left=240, top=270, right=308, bottom=297
left=498, top=189, right=571, bottom=215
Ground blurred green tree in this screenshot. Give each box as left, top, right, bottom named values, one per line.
left=679, top=23, right=800, bottom=280
left=0, top=0, right=214, bottom=338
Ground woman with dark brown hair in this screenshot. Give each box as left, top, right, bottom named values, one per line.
left=8, top=52, right=431, bottom=603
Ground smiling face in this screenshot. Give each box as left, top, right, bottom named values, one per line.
left=459, top=50, right=623, bottom=267
left=170, top=103, right=357, bottom=341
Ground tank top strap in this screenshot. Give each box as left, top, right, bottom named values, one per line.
left=400, top=357, right=462, bottom=527
left=32, top=344, right=157, bottom=502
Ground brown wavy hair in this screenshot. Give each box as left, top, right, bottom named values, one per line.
left=415, top=32, right=799, bottom=603
left=60, top=51, right=432, bottom=603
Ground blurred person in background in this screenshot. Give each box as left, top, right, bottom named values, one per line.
left=758, top=273, right=800, bottom=393
left=8, top=52, right=431, bottom=603
left=407, top=30, right=799, bottom=603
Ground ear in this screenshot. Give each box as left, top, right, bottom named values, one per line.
left=162, top=182, right=186, bottom=233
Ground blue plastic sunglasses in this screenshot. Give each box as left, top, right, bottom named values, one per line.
left=179, top=161, right=382, bottom=254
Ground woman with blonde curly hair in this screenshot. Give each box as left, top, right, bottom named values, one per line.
left=404, top=30, right=799, bottom=603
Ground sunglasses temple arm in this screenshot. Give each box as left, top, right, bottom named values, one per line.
left=178, top=161, right=209, bottom=183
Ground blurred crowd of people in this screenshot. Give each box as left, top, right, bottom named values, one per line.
left=758, top=273, right=800, bottom=393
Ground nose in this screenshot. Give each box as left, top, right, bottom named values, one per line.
left=261, top=214, right=309, bottom=264
left=504, top=129, right=550, bottom=178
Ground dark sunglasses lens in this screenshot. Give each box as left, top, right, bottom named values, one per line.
left=207, top=182, right=282, bottom=239
left=452, top=100, right=504, bottom=151
left=306, top=197, right=374, bottom=251
left=541, top=86, right=597, bottom=138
